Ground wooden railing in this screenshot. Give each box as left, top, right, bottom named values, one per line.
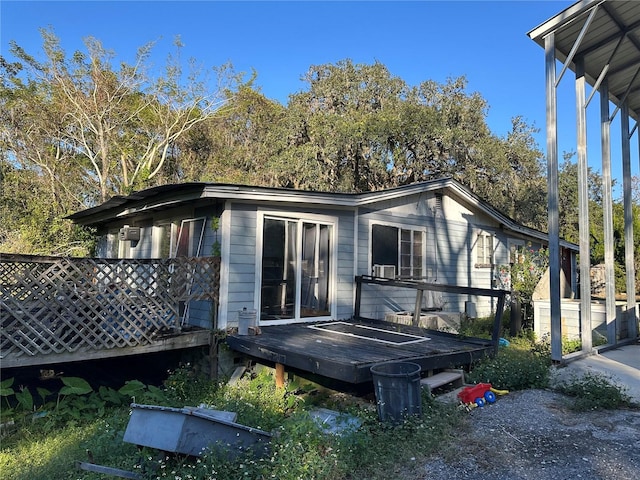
left=1, top=254, right=220, bottom=362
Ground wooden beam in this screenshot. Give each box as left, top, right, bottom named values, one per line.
left=412, top=290, right=424, bottom=327
left=1, top=330, right=211, bottom=368
left=354, top=277, right=362, bottom=319
left=275, top=363, right=285, bottom=388
left=357, top=275, right=508, bottom=298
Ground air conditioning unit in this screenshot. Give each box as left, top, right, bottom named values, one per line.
left=119, top=226, right=141, bottom=242
left=373, top=264, right=396, bottom=279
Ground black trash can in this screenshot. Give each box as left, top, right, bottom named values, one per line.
left=370, top=361, right=422, bottom=423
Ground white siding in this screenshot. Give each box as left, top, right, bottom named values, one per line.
left=219, top=203, right=355, bottom=328
left=335, top=212, right=355, bottom=320
left=224, top=205, right=259, bottom=326
left=89, top=183, right=557, bottom=330
left=357, top=192, right=510, bottom=320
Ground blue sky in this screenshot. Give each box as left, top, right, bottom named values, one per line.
left=1, top=1, right=637, bottom=195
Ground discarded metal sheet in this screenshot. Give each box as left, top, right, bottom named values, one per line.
left=123, top=403, right=271, bottom=458
left=76, top=461, right=142, bottom=479
left=308, top=407, right=362, bottom=435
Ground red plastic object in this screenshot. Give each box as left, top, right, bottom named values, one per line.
left=457, top=383, right=492, bottom=404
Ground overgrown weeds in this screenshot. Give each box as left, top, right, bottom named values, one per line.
left=555, top=371, right=633, bottom=411
left=3, top=335, right=635, bottom=479
left=466, top=336, right=552, bottom=391
left=1, top=366, right=465, bottom=480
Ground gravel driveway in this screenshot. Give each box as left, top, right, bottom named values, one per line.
left=418, top=389, right=640, bottom=480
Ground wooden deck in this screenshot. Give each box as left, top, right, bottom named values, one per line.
left=1, top=254, right=219, bottom=368
left=226, top=318, right=495, bottom=384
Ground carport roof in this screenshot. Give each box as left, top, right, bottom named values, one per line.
left=528, top=0, right=640, bottom=121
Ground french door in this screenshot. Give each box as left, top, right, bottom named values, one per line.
left=260, top=216, right=333, bottom=323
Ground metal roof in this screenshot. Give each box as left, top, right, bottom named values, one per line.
left=528, top=0, right=640, bottom=121
left=67, top=178, right=579, bottom=251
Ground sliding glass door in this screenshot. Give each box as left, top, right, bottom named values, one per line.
left=260, top=216, right=333, bottom=322
left=261, top=218, right=298, bottom=320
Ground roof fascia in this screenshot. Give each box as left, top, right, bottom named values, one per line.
left=202, top=184, right=355, bottom=207
left=69, top=188, right=207, bottom=225
left=69, top=179, right=578, bottom=251
left=527, top=0, right=605, bottom=43
left=202, top=178, right=451, bottom=207
left=352, top=178, right=451, bottom=206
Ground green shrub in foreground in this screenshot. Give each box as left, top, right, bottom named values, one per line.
left=556, top=372, right=633, bottom=411
left=466, top=344, right=552, bottom=391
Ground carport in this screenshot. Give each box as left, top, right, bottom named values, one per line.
left=528, top=0, right=639, bottom=361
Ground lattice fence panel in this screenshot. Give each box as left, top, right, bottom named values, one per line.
left=1, top=254, right=220, bottom=360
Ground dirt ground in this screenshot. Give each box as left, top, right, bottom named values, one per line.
left=414, top=389, right=640, bottom=480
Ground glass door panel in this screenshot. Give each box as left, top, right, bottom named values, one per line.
left=260, top=217, right=332, bottom=322
left=260, top=218, right=297, bottom=320
left=301, top=223, right=331, bottom=318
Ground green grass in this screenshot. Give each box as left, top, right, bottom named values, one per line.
left=0, top=410, right=139, bottom=480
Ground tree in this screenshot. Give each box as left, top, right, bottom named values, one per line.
left=557, top=155, right=606, bottom=262
left=3, top=28, right=234, bottom=203
left=278, top=62, right=548, bottom=231
left=2, top=51, right=553, bottom=256
left=1, top=29, right=239, bottom=254
left=279, top=60, right=407, bottom=191
left=612, top=201, right=640, bottom=294
left=176, top=84, right=287, bottom=186
left=0, top=161, right=94, bottom=255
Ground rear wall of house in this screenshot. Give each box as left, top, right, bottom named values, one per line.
left=356, top=192, right=513, bottom=320
left=220, top=202, right=355, bottom=329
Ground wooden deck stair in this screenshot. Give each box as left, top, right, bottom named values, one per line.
left=420, top=369, right=464, bottom=393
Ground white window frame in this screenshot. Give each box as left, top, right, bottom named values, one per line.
left=369, top=221, right=426, bottom=279
left=255, top=210, right=337, bottom=326
left=152, top=222, right=176, bottom=258
left=475, top=231, right=495, bottom=268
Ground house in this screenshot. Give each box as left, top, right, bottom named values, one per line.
left=68, top=177, right=578, bottom=333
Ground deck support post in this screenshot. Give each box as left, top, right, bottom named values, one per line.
left=209, top=332, right=218, bottom=380
left=412, top=290, right=424, bottom=327
left=275, top=362, right=285, bottom=388
left=354, top=277, right=362, bottom=319
left=492, top=293, right=506, bottom=355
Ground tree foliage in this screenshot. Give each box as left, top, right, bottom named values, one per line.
left=2, top=28, right=234, bottom=203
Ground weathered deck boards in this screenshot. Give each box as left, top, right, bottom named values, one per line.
left=2, top=328, right=212, bottom=368
left=226, top=319, right=494, bottom=384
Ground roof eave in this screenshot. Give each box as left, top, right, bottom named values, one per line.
left=527, top=0, right=605, bottom=42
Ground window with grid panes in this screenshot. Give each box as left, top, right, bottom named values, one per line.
left=476, top=232, right=493, bottom=267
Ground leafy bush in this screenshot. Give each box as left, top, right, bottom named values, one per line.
left=163, top=363, right=218, bottom=405
left=555, top=372, right=633, bottom=411
left=535, top=332, right=608, bottom=356
left=466, top=342, right=552, bottom=391
left=458, top=311, right=509, bottom=339
left=0, top=375, right=168, bottom=431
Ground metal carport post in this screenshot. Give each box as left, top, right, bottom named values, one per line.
left=530, top=0, right=640, bottom=361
